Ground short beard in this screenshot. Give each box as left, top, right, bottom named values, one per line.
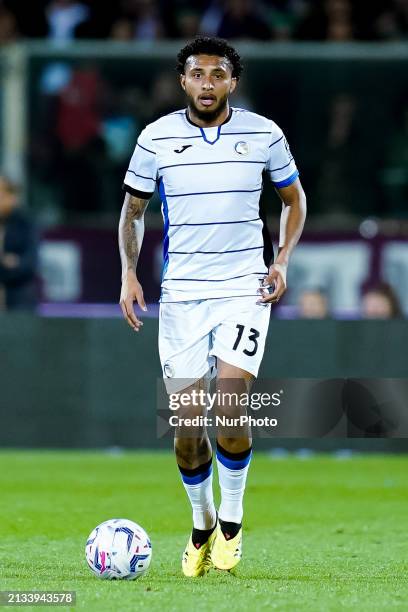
left=186, top=92, right=229, bottom=124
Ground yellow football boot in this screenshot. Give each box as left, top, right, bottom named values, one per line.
left=182, top=528, right=217, bottom=577
left=211, top=522, right=242, bottom=570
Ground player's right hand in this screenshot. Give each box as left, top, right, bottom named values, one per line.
left=119, top=272, right=147, bottom=332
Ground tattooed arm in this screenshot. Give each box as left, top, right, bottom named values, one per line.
left=118, top=193, right=150, bottom=331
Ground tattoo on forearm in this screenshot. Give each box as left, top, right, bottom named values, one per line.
left=118, top=194, right=148, bottom=275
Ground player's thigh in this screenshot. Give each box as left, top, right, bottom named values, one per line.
left=210, top=297, right=271, bottom=378
left=159, top=300, right=214, bottom=393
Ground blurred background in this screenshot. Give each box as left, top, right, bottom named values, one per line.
left=0, top=0, right=407, bottom=450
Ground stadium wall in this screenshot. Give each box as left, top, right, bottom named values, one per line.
left=1, top=317, right=407, bottom=452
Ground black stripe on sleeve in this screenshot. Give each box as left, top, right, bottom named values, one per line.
left=126, top=170, right=156, bottom=182
left=269, top=135, right=284, bottom=148
left=269, top=158, right=294, bottom=172
left=122, top=184, right=154, bottom=199
left=136, top=142, right=156, bottom=155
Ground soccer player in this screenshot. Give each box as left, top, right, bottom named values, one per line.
left=119, top=37, right=306, bottom=576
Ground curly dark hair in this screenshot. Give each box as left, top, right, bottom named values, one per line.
left=176, top=36, right=243, bottom=80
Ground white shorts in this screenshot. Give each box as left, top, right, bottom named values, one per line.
left=159, top=296, right=271, bottom=393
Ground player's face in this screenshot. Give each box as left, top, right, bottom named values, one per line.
left=180, top=54, right=237, bottom=123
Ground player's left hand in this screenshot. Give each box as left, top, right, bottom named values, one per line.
left=258, top=263, right=287, bottom=304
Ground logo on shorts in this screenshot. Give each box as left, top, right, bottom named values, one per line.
left=164, top=362, right=175, bottom=378
left=234, top=141, right=249, bottom=156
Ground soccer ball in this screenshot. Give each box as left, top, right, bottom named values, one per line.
left=85, top=518, right=152, bottom=580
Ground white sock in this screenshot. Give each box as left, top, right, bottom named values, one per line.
left=216, top=444, right=252, bottom=524
left=179, top=460, right=217, bottom=530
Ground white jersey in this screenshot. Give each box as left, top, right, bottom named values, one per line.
left=123, top=107, right=299, bottom=302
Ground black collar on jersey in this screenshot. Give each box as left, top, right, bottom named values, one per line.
left=185, top=106, right=233, bottom=128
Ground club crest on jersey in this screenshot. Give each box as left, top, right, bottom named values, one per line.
left=234, top=141, right=249, bottom=156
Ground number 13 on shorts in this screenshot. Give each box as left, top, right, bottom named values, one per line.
left=232, top=324, right=260, bottom=356
left=209, top=297, right=271, bottom=377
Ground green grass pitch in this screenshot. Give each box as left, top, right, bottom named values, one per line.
left=1, top=451, right=407, bottom=611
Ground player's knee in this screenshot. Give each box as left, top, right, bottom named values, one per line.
left=174, top=435, right=207, bottom=453
left=175, top=436, right=209, bottom=466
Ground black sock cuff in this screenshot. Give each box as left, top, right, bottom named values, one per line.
left=191, top=520, right=217, bottom=547
left=216, top=442, right=252, bottom=462
left=219, top=518, right=242, bottom=540
left=178, top=456, right=212, bottom=478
